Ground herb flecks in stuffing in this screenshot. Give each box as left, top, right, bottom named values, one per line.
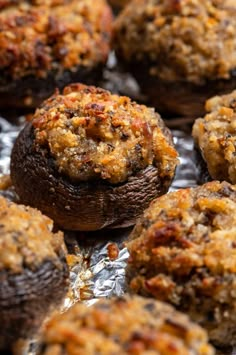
left=32, top=83, right=178, bottom=184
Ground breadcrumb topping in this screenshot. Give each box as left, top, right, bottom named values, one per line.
left=113, top=0, right=236, bottom=84
left=32, top=83, right=178, bottom=184
left=38, top=295, right=214, bottom=355
left=193, top=90, right=236, bottom=183
left=0, top=0, right=112, bottom=81
left=126, top=181, right=236, bottom=346
left=0, top=196, right=65, bottom=273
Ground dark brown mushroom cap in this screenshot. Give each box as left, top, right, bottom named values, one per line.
left=0, top=0, right=112, bottom=108
left=0, top=63, right=104, bottom=110
left=0, top=196, right=69, bottom=352
left=36, top=295, right=214, bottom=355
left=126, top=61, right=236, bottom=117
left=10, top=83, right=178, bottom=231
left=0, top=260, right=68, bottom=352
left=10, top=122, right=176, bottom=231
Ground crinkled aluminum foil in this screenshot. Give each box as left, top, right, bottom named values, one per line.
left=0, top=110, right=233, bottom=354
left=0, top=117, right=20, bottom=175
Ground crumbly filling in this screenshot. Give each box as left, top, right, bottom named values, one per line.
left=126, top=181, right=236, bottom=345
left=113, top=0, right=236, bottom=83
left=0, top=0, right=112, bottom=80
left=128, top=181, right=236, bottom=276
left=127, top=181, right=236, bottom=305
left=192, top=90, right=236, bottom=183
left=32, top=83, right=178, bottom=184
left=39, top=296, right=214, bottom=355
left=0, top=196, right=65, bottom=273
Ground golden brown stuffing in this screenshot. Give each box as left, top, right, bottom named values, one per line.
left=32, top=83, right=178, bottom=184
left=126, top=181, right=236, bottom=347
left=0, top=0, right=112, bottom=81
left=0, top=195, right=65, bottom=273
left=37, top=295, right=214, bottom=355
left=192, top=90, right=236, bottom=183
left=113, top=0, right=236, bottom=84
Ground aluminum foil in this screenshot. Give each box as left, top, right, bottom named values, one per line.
left=0, top=105, right=233, bottom=354
left=0, top=116, right=20, bottom=175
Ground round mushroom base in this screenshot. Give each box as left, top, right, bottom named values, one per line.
left=129, top=62, right=236, bottom=118
left=0, top=64, right=104, bottom=110
left=10, top=123, right=174, bottom=231
left=0, top=258, right=69, bottom=353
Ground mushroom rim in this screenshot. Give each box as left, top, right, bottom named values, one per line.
left=11, top=122, right=175, bottom=231
left=0, top=63, right=105, bottom=109
left=0, top=257, right=69, bottom=351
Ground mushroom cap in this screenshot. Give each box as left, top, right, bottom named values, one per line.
left=113, top=0, right=236, bottom=116
left=0, top=63, right=104, bottom=109
left=11, top=122, right=176, bottom=231
left=0, top=196, right=69, bottom=351
left=124, top=62, right=236, bottom=117
left=0, top=260, right=68, bottom=351
left=113, top=0, right=236, bottom=83
left=10, top=83, right=178, bottom=231
left=0, top=0, right=112, bottom=108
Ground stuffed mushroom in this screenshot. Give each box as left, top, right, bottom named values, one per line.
left=0, top=0, right=112, bottom=109
left=0, top=195, right=69, bottom=353
left=10, top=83, right=179, bottom=231
left=126, top=181, right=236, bottom=348
left=113, top=0, right=236, bottom=117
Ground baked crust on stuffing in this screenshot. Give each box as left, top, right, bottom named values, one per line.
left=126, top=181, right=236, bottom=347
